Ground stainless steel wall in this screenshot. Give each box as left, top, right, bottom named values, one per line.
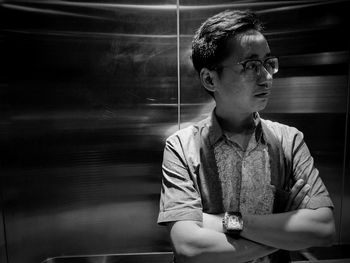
left=0, top=199, right=7, bottom=263
left=0, top=1, right=177, bottom=263
left=0, top=1, right=349, bottom=263
left=341, top=74, right=350, bottom=242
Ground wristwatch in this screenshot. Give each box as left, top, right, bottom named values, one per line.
left=222, top=211, right=243, bottom=237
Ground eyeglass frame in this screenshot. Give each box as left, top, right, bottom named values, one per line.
left=236, top=56, right=279, bottom=76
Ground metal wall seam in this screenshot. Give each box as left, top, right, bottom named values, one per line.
left=339, top=50, right=350, bottom=243
left=0, top=189, right=9, bottom=263
left=177, top=0, right=181, bottom=130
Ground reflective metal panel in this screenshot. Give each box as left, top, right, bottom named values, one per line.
left=179, top=0, right=349, bottom=245
left=0, top=199, right=7, bottom=263
left=0, top=1, right=176, bottom=263
left=340, top=70, right=350, bottom=242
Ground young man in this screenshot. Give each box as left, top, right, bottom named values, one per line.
left=158, top=10, right=335, bottom=263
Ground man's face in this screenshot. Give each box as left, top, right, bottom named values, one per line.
left=213, top=30, right=274, bottom=115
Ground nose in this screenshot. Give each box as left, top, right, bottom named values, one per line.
left=259, top=65, right=273, bottom=81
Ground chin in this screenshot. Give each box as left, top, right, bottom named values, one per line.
left=253, top=100, right=269, bottom=112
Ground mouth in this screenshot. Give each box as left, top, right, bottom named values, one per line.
left=254, top=85, right=271, bottom=98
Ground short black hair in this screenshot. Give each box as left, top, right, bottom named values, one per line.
left=191, top=9, right=263, bottom=96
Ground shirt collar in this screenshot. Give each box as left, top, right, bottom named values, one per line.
left=254, top=112, right=265, bottom=144
left=207, top=109, right=224, bottom=145
left=206, top=109, right=265, bottom=145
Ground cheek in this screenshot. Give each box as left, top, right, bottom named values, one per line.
left=241, top=74, right=257, bottom=85
left=231, top=81, right=254, bottom=97
left=222, top=78, right=244, bottom=94
left=222, top=87, right=249, bottom=104
left=220, top=75, right=255, bottom=97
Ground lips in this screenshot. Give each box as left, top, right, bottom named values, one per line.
left=254, top=82, right=270, bottom=96
left=255, top=93, right=269, bottom=99
left=254, top=87, right=271, bottom=98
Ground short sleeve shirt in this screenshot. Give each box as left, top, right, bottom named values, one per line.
left=157, top=110, right=334, bottom=262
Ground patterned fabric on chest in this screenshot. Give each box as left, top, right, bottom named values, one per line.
left=213, top=136, right=275, bottom=215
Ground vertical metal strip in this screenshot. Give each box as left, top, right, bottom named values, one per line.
left=0, top=189, right=9, bottom=263
left=339, top=52, right=350, bottom=243
left=176, top=0, right=181, bottom=130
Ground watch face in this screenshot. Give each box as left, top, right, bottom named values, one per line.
left=223, top=212, right=243, bottom=234
left=228, top=216, right=241, bottom=229
left=225, top=212, right=243, bottom=232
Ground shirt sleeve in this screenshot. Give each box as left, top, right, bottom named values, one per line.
left=291, top=129, right=334, bottom=209
left=157, top=134, right=203, bottom=225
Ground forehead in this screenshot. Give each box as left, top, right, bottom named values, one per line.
left=227, top=30, right=270, bottom=61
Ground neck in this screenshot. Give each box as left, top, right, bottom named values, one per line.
left=215, top=107, right=255, bottom=134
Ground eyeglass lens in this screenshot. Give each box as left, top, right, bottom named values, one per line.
left=245, top=57, right=279, bottom=75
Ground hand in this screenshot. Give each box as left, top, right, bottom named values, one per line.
left=285, top=179, right=310, bottom=211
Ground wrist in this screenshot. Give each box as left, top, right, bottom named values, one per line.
left=240, top=214, right=259, bottom=240
left=222, top=211, right=244, bottom=237
left=240, top=213, right=249, bottom=238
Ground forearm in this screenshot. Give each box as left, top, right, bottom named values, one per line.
left=203, top=207, right=335, bottom=251
left=169, top=221, right=277, bottom=263
left=242, top=207, right=336, bottom=250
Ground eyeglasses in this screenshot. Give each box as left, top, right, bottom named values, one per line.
left=237, top=56, right=279, bottom=77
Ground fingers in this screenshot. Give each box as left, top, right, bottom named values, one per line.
left=290, top=183, right=310, bottom=210
left=285, top=179, right=305, bottom=210
left=299, top=194, right=311, bottom=209
left=285, top=179, right=311, bottom=211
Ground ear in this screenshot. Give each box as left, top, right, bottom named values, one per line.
left=200, top=68, right=217, bottom=93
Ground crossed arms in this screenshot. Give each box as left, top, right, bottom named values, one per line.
left=161, top=128, right=336, bottom=262
left=167, top=183, right=335, bottom=263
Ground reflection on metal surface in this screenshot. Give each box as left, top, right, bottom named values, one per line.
left=4, top=30, right=177, bottom=38
left=267, top=76, right=348, bottom=113
left=281, top=51, right=349, bottom=67
left=340, top=46, right=350, bottom=243
left=39, top=247, right=350, bottom=263
left=256, top=0, right=347, bottom=14
left=2, top=3, right=112, bottom=20
left=1, top=1, right=178, bottom=10
left=37, top=252, right=350, bottom=263
left=0, top=0, right=349, bottom=263
left=42, top=252, right=173, bottom=263
left=1, top=1, right=177, bottom=262
left=3, top=0, right=348, bottom=11
left=0, top=201, right=7, bottom=263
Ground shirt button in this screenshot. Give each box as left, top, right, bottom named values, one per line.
left=242, top=160, right=246, bottom=168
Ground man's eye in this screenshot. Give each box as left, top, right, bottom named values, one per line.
left=245, top=62, right=259, bottom=70
left=265, top=61, right=274, bottom=68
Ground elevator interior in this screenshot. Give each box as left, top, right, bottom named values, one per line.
left=0, top=0, right=349, bottom=262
